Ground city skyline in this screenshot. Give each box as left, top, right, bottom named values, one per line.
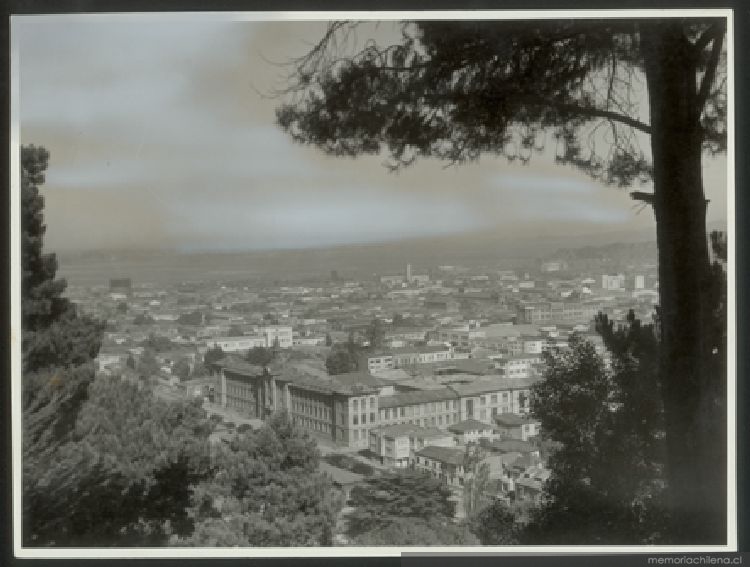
left=16, top=16, right=729, bottom=252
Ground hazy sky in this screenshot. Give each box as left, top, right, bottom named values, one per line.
left=16, top=16, right=729, bottom=252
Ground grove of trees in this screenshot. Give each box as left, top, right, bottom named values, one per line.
left=21, top=146, right=340, bottom=547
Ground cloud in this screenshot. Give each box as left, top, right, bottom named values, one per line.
left=15, top=17, right=728, bottom=252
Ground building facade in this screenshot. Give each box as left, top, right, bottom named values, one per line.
left=216, top=362, right=539, bottom=448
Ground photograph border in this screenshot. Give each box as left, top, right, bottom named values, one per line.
left=5, top=4, right=743, bottom=562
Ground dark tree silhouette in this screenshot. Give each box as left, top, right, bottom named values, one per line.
left=275, top=19, right=727, bottom=543
left=21, top=145, right=104, bottom=374
left=203, top=346, right=225, bottom=367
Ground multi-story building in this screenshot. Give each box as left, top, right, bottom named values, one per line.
left=520, top=335, right=547, bottom=354
left=602, top=274, right=626, bottom=291
left=447, top=419, right=498, bottom=445
left=450, top=377, right=536, bottom=422
left=207, top=335, right=266, bottom=352
left=433, top=326, right=486, bottom=348
left=259, top=325, right=293, bottom=348
left=494, top=354, right=542, bottom=379
left=494, top=413, right=541, bottom=441
left=368, top=424, right=454, bottom=468
left=516, top=301, right=601, bottom=324
left=412, top=446, right=468, bottom=488
left=378, top=389, right=462, bottom=429
left=214, top=362, right=539, bottom=448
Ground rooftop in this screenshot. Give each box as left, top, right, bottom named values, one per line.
left=415, top=445, right=466, bottom=466
left=378, top=387, right=458, bottom=408
left=488, top=439, right=537, bottom=454
left=374, top=423, right=452, bottom=439
left=447, top=419, right=497, bottom=434
left=494, top=413, right=537, bottom=427
left=449, top=376, right=539, bottom=396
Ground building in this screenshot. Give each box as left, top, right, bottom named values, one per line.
left=520, top=335, right=547, bottom=354
left=368, top=424, right=454, bottom=468
left=380, top=274, right=405, bottom=286
left=259, top=325, right=293, bottom=348
left=516, top=301, right=601, bottom=324
left=378, top=388, right=461, bottom=429
left=358, top=346, right=459, bottom=375
left=450, top=377, right=537, bottom=422
left=513, top=464, right=551, bottom=505
left=433, top=326, right=486, bottom=348
left=494, top=354, right=542, bottom=380
left=493, top=413, right=541, bottom=441
left=602, top=274, right=626, bottom=290
left=214, top=362, right=539, bottom=449
left=412, top=445, right=468, bottom=488
left=207, top=336, right=266, bottom=352
left=215, top=359, right=397, bottom=449
left=540, top=260, right=567, bottom=272
left=447, top=419, right=498, bottom=445
left=292, top=335, right=326, bottom=347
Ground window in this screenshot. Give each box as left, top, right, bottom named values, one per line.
left=400, top=407, right=405, bottom=418
left=491, top=394, right=497, bottom=404
left=480, top=396, right=487, bottom=406
left=370, top=412, right=376, bottom=423
left=370, top=397, right=376, bottom=408
left=353, top=399, right=359, bottom=412
left=361, top=413, right=367, bottom=425
left=353, top=415, right=359, bottom=425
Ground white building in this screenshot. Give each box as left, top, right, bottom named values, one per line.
left=259, top=325, right=293, bottom=348
left=207, top=336, right=266, bottom=352
left=602, top=274, right=626, bottom=290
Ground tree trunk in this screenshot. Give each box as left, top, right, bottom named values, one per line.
left=641, top=23, right=726, bottom=544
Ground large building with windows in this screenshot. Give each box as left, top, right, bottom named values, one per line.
left=516, top=301, right=601, bottom=324
left=213, top=359, right=539, bottom=449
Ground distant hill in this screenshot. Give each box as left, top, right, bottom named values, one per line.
left=548, top=241, right=658, bottom=264
left=53, top=220, right=728, bottom=287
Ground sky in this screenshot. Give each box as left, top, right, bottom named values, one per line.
left=15, top=16, right=729, bottom=253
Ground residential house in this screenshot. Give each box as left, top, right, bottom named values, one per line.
left=494, top=413, right=541, bottom=441
left=447, top=419, right=498, bottom=445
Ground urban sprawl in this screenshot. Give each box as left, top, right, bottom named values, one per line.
left=77, top=256, right=659, bottom=522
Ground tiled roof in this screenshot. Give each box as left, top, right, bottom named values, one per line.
left=374, top=423, right=451, bottom=439
left=415, top=445, right=466, bottom=466
left=449, top=376, right=538, bottom=396
left=488, top=439, right=537, bottom=454
left=332, top=372, right=392, bottom=388
left=447, top=419, right=496, bottom=434
left=378, top=388, right=458, bottom=408
left=494, top=413, right=532, bottom=426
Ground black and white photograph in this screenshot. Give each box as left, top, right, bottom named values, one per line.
left=9, top=9, right=737, bottom=557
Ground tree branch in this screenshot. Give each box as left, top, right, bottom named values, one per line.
left=630, top=191, right=654, bottom=205
left=692, top=23, right=721, bottom=53
left=696, top=29, right=725, bottom=112
left=525, top=97, right=652, bottom=135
